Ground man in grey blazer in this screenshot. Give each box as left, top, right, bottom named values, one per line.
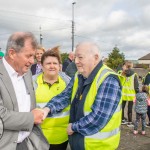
left=0, top=32, right=49, bottom=150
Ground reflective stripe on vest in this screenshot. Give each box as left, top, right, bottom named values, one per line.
left=122, top=93, right=135, bottom=96
left=96, top=68, right=113, bottom=88
left=85, top=127, right=120, bottom=140
left=37, top=102, right=69, bottom=118
left=37, top=102, right=47, bottom=108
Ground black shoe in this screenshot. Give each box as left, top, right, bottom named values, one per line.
left=124, top=117, right=128, bottom=121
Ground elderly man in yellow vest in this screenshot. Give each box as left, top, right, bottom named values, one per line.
left=42, top=42, right=123, bottom=150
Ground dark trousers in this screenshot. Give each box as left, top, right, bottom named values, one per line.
left=16, top=140, right=28, bottom=150
left=147, top=106, right=150, bottom=122
left=122, top=101, right=133, bottom=122
left=134, top=113, right=146, bottom=131
left=50, top=141, right=68, bottom=150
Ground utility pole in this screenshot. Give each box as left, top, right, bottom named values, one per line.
left=72, top=2, right=76, bottom=51
left=39, top=26, right=43, bottom=45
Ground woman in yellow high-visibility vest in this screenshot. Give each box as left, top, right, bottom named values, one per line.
left=33, top=46, right=70, bottom=150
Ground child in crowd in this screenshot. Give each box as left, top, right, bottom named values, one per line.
left=133, top=85, right=149, bottom=135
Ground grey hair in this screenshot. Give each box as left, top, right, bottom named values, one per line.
left=5, top=32, right=38, bottom=55
left=76, top=41, right=101, bottom=59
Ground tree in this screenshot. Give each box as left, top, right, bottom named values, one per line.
left=61, top=53, right=68, bottom=63
left=106, top=47, right=125, bottom=71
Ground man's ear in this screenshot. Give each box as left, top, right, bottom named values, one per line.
left=8, top=49, right=16, bottom=60
left=94, top=54, right=99, bottom=61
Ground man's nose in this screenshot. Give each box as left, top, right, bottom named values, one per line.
left=75, top=57, right=79, bottom=64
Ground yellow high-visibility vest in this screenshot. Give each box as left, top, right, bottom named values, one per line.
left=71, top=65, right=123, bottom=150
left=121, top=73, right=136, bottom=101
left=34, top=73, right=70, bottom=144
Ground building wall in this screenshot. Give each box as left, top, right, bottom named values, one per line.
left=138, top=60, right=150, bottom=64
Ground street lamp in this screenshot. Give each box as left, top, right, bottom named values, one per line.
left=39, top=26, right=43, bottom=45
left=40, top=33, right=43, bottom=45
left=72, top=2, right=76, bottom=51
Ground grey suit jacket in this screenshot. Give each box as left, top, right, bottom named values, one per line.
left=0, top=60, right=49, bottom=150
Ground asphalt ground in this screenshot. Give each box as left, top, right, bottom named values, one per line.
left=118, top=123, right=150, bottom=150
left=118, top=102, right=150, bottom=150
left=118, top=80, right=150, bottom=150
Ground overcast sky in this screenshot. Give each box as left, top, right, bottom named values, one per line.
left=0, top=0, right=149, bottom=60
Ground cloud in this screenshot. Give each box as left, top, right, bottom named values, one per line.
left=103, top=10, right=135, bottom=30
left=123, top=31, right=150, bottom=48
left=0, top=0, right=149, bottom=60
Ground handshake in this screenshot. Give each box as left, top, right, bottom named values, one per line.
left=31, top=107, right=50, bottom=124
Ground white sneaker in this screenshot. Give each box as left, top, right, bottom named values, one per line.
left=121, top=119, right=128, bottom=125
left=127, top=122, right=134, bottom=127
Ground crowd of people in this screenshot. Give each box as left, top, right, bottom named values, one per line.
left=118, top=61, right=150, bottom=135
left=0, top=31, right=150, bottom=150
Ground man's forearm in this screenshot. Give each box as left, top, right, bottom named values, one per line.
left=42, top=107, right=50, bottom=120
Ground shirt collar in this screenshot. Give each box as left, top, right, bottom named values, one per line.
left=38, top=73, right=59, bottom=85
left=2, top=57, right=24, bottom=79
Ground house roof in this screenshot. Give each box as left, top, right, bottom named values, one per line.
left=138, top=53, right=150, bottom=60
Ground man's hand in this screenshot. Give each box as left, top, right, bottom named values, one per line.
left=32, top=109, right=44, bottom=124
left=42, top=107, right=50, bottom=120
left=67, top=123, right=74, bottom=135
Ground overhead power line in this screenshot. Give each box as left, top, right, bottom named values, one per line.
left=0, top=9, right=71, bottom=22
left=0, top=27, right=70, bottom=36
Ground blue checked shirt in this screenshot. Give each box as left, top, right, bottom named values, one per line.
left=46, top=75, right=121, bottom=136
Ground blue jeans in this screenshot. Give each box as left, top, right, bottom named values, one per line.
left=134, top=113, right=146, bottom=131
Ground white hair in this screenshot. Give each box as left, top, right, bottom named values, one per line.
left=76, top=41, right=101, bottom=59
